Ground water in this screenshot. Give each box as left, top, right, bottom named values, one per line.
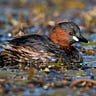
left=0, top=0, right=96, bottom=96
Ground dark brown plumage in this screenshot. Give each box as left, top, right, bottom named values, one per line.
left=0, top=22, right=88, bottom=68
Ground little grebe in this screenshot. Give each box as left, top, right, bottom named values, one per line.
left=0, top=22, right=88, bottom=68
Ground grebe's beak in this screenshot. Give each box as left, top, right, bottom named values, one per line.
left=78, top=35, right=88, bottom=43
left=73, top=35, right=88, bottom=43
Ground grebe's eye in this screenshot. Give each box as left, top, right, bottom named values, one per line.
left=69, top=32, right=73, bottom=35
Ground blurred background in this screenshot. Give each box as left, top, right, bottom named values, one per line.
left=0, top=0, right=96, bottom=43
left=0, top=1, right=96, bottom=96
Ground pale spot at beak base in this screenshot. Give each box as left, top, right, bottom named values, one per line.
left=73, top=36, right=79, bottom=41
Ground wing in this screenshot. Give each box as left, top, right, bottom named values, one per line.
left=8, top=34, right=46, bottom=46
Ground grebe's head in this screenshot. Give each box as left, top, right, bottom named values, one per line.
left=50, top=22, right=88, bottom=49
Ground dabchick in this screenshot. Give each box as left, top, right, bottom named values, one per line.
left=0, top=22, right=88, bottom=68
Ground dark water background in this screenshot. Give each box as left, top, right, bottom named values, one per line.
left=0, top=0, right=96, bottom=96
